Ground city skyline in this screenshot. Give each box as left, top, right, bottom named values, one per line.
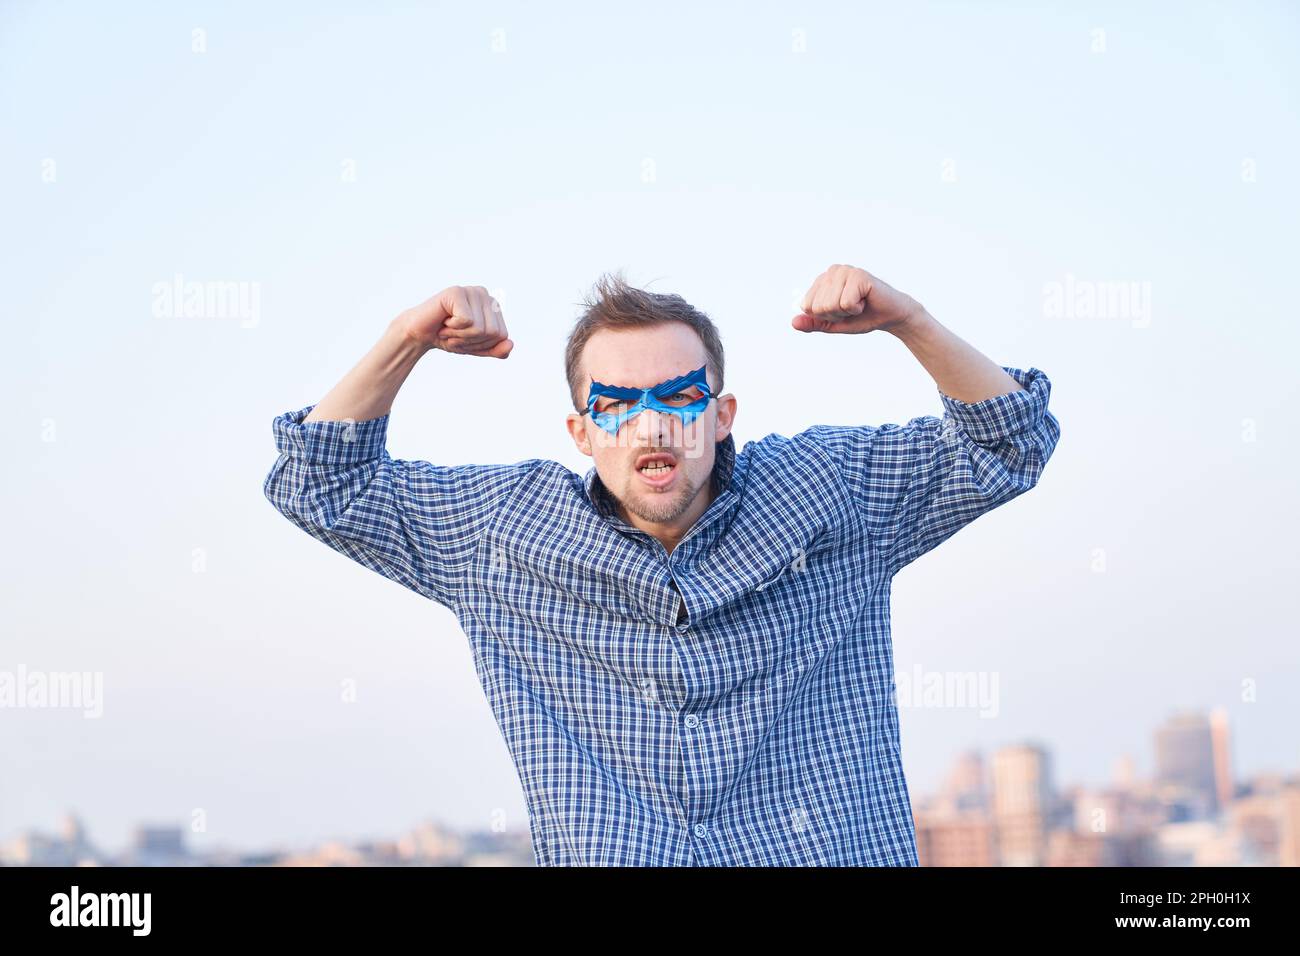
left=7, top=708, right=1294, bottom=867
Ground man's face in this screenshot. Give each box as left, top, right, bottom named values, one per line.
left=565, top=324, right=736, bottom=536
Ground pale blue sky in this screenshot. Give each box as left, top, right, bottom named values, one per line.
left=2, top=1, right=1297, bottom=854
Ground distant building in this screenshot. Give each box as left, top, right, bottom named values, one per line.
left=1113, top=754, right=1137, bottom=790
left=1154, top=821, right=1226, bottom=865
left=1155, top=712, right=1220, bottom=818
left=943, top=751, right=989, bottom=813
left=1280, top=786, right=1300, bottom=867
left=1210, top=707, right=1235, bottom=809
left=397, top=820, right=466, bottom=864
left=123, top=825, right=193, bottom=866
left=1230, top=791, right=1282, bottom=864
left=0, top=813, right=103, bottom=866
left=276, top=841, right=367, bottom=867
left=915, top=813, right=997, bottom=866
left=992, top=744, right=1053, bottom=866
left=1045, top=831, right=1122, bottom=866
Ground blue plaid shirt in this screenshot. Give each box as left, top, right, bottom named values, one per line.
left=263, top=365, right=1059, bottom=866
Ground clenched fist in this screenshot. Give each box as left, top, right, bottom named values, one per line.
left=793, top=264, right=923, bottom=335
left=402, top=285, right=514, bottom=358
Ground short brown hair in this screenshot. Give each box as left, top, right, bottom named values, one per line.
left=564, top=270, right=725, bottom=413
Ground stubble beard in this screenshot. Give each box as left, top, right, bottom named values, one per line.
left=620, top=469, right=702, bottom=525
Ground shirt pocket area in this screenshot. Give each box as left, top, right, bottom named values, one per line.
left=752, top=527, right=838, bottom=594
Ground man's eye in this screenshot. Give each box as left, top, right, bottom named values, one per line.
left=598, top=390, right=698, bottom=414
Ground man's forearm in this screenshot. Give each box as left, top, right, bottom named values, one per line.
left=303, top=316, right=432, bottom=424
left=793, top=266, right=1027, bottom=404
left=889, top=309, right=1023, bottom=404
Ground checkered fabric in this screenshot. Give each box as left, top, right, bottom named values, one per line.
left=263, top=366, right=1059, bottom=865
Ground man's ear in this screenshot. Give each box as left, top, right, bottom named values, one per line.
left=714, top=393, right=737, bottom=442
left=565, top=412, right=594, bottom=457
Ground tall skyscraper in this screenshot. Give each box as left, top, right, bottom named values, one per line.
left=992, top=743, right=1053, bottom=866
left=1210, top=707, right=1235, bottom=810
left=1155, top=712, right=1219, bottom=818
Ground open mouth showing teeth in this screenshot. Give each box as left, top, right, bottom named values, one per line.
left=636, top=454, right=677, bottom=476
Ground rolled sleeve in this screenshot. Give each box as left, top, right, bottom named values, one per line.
left=938, top=367, right=1052, bottom=445
left=271, top=404, right=390, bottom=466
left=263, top=404, right=544, bottom=609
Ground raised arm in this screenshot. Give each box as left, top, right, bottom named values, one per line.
left=792, top=263, right=1022, bottom=402
left=264, top=287, right=538, bottom=609
left=792, top=264, right=1060, bottom=574
left=304, top=285, right=514, bottom=424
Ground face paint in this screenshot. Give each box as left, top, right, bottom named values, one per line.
left=585, top=364, right=714, bottom=435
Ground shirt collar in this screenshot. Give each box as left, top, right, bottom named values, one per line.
left=583, top=432, right=739, bottom=522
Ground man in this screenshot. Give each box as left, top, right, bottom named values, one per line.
left=263, top=264, right=1060, bottom=866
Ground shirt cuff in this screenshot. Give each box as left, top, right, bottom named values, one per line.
left=937, top=366, right=1052, bottom=444
left=270, top=404, right=391, bottom=465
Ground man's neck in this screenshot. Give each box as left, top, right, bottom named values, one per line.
left=618, top=485, right=716, bottom=555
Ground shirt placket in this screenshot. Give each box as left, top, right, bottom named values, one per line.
left=604, top=494, right=738, bottom=862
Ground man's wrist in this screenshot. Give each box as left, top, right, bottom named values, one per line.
left=388, top=312, right=437, bottom=360
left=885, top=303, right=937, bottom=343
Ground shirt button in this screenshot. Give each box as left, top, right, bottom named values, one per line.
left=693, top=824, right=708, bottom=838
left=684, top=713, right=700, bottom=729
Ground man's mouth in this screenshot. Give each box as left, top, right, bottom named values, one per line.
left=634, top=452, right=678, bottom=488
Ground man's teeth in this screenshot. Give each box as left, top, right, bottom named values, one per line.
left=640, top=462, right=673, bottom=473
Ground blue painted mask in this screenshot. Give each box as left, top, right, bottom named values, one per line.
left=585, top=364, right=714, bottom=435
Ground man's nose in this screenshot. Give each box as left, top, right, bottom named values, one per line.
left=630, top=404, right=672, bottom=445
